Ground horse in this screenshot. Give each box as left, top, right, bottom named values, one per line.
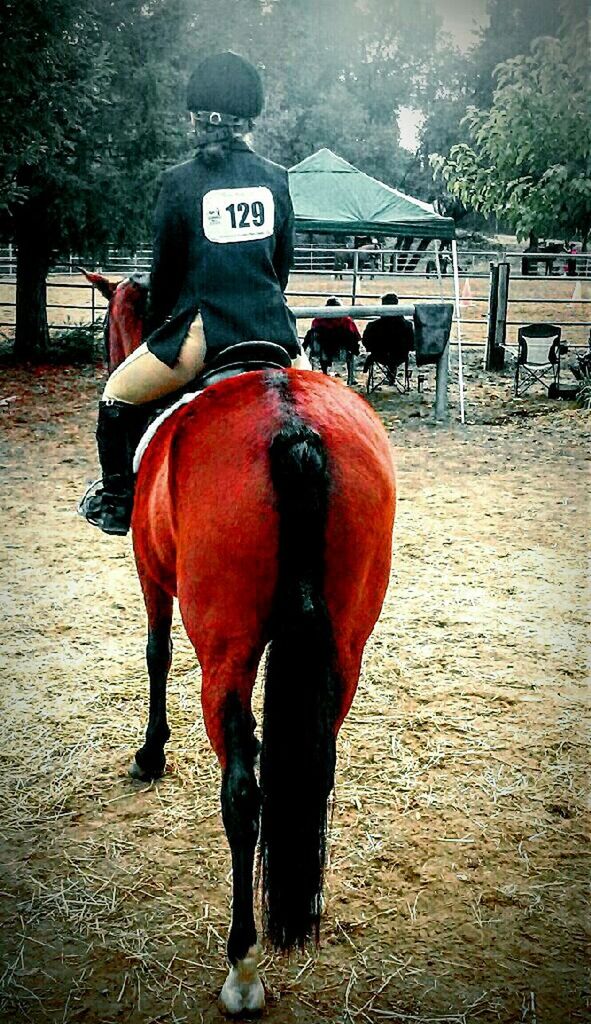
left=81, top=269, right=147, bottom=372
left=92, top=274, right=396, bottom=1014
left=521, top=242, right=568, bottom=277
left=333, top=241, right=382, bottom=280
left=425, top=255, right=450, bottom=278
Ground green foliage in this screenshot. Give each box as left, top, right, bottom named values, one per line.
left=0, top=0, right=191, bottom=258
left=414, top=0, right=588, bottom=219
left=431, top=30, right=591, bottom=244
left=470, top=0, right=562, bottom=108
left=47, top=320, right=104, bottom=364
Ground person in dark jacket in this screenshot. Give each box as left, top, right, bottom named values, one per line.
left=362, top=292, right=414, bottom=380
left=80, top=51, right=307, bottom=535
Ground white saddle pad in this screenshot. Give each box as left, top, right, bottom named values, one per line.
left=133, top=390, right=203, bottom=473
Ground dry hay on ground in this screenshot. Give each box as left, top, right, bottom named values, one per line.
left=0, top=360, right=589, bottom=1023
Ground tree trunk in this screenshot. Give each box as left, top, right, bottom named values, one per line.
left=13, top=202, right=51, bottom=361
left=407, top=237, right=430, bottom=273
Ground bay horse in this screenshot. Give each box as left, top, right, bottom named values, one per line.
left=92, top=273, right=396, bottom=1014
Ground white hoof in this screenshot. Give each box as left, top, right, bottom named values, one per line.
left=219, top=945, right=265, bottom=1016
left=129, top=758, right=149, bottom=780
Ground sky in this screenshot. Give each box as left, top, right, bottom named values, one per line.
left=437, top=0, right=488, bottom=53
left=398, top=0, right=488, bottom=151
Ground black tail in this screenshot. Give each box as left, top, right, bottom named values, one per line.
left=260, top=417, right=340, bottom=951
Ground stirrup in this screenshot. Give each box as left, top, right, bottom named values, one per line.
left=77, top=479, right=104, bottom=519
left=78, top=479, right=132, bottom=536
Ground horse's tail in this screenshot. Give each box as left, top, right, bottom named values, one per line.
left=260, top=416, right=340, bottom=952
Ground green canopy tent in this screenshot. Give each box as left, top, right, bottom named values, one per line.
left=288, top=148, right=465, bottom=421
left=288, top=148, right=455, bottom=241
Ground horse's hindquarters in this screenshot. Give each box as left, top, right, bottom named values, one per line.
left=126, top=339, right=396, bottom=992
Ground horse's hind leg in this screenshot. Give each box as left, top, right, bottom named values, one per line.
left=199, top=661, right=264, bottom=1015
left=220, top=691, right=263, bottom=1014
left=131, top=578, right=173, bottom=781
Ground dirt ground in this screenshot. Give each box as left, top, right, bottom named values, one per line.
left=0, top=353, right=589, bottom=1024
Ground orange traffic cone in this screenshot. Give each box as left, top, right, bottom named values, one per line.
left=460, top=278, right=472, bottom=308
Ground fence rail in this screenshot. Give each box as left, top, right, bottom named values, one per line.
left=1, top=243, right=590, bottom=279
left=1, top=248, right=589, bottom=346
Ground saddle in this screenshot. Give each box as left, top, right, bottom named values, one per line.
left=195, top=340, right=292, bottom=388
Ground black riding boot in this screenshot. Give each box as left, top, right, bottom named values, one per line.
left=78, top=399, right=146, bottom=536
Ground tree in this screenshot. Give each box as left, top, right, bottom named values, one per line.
left=407, top=47, right=475, bottom=213
left=470, top=0, right=562, bottom=108
left=0, top=0, right=190, bottom=358
left=0, top=0, right=489, bottom=359
left=182, top=0, right=444, bottom=186
left=430, top=27, right=591, bottom=248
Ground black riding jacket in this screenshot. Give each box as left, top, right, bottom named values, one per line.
left=145, top=140, right=299, bottom=366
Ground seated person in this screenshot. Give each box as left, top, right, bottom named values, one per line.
left=303, top=297, right=360, bottom=385
left=362, top=293, right=414, bottom=378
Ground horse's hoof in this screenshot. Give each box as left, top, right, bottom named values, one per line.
left=128, top=757, right=164, bottom=781
left=219, top=947, right=265, bottom=1017
left=219, top=977, right=265, bottom=1017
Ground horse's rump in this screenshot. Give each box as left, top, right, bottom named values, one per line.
left=133, top=368, right=394, bottom=745
left=132, top=367, right=395, bottom=950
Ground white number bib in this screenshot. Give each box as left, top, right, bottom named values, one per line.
left=202, top=186, right=274, bottom=244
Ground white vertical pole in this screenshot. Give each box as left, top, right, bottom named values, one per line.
left=451, top=239, right=465, bottom=424
left=434, top=243, right=443, bottom=298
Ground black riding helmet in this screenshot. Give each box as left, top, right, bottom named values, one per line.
left=186, top=51, right=264, bottom=120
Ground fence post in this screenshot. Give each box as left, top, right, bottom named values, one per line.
left=485, top=262, right=501, bottom=370
left=434, top=341, right=450, bottom=421
left=351, top=250, right=358, bottom=305
left=493, top=262, right=510, bottom=369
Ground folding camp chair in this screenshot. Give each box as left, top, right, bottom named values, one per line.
left=365, top=355, right=408, bottom=393
left=365, top=352, right=411, bottom=394
left=515, top=323, right=564, bottom=397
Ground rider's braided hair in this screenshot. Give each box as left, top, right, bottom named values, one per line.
left=191, top=112, right=253, bottom=168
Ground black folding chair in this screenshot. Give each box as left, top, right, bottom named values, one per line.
left=365, top=353, right=411, bottom=394
left=515, top=323, right=564, bottom=397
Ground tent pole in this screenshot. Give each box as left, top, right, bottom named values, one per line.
left=434, top=242, right=443, bottom=298
left=451, top=239, right=465, bottom=424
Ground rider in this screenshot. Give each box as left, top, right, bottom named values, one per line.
left=80, top=51, right=307, bottom=536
